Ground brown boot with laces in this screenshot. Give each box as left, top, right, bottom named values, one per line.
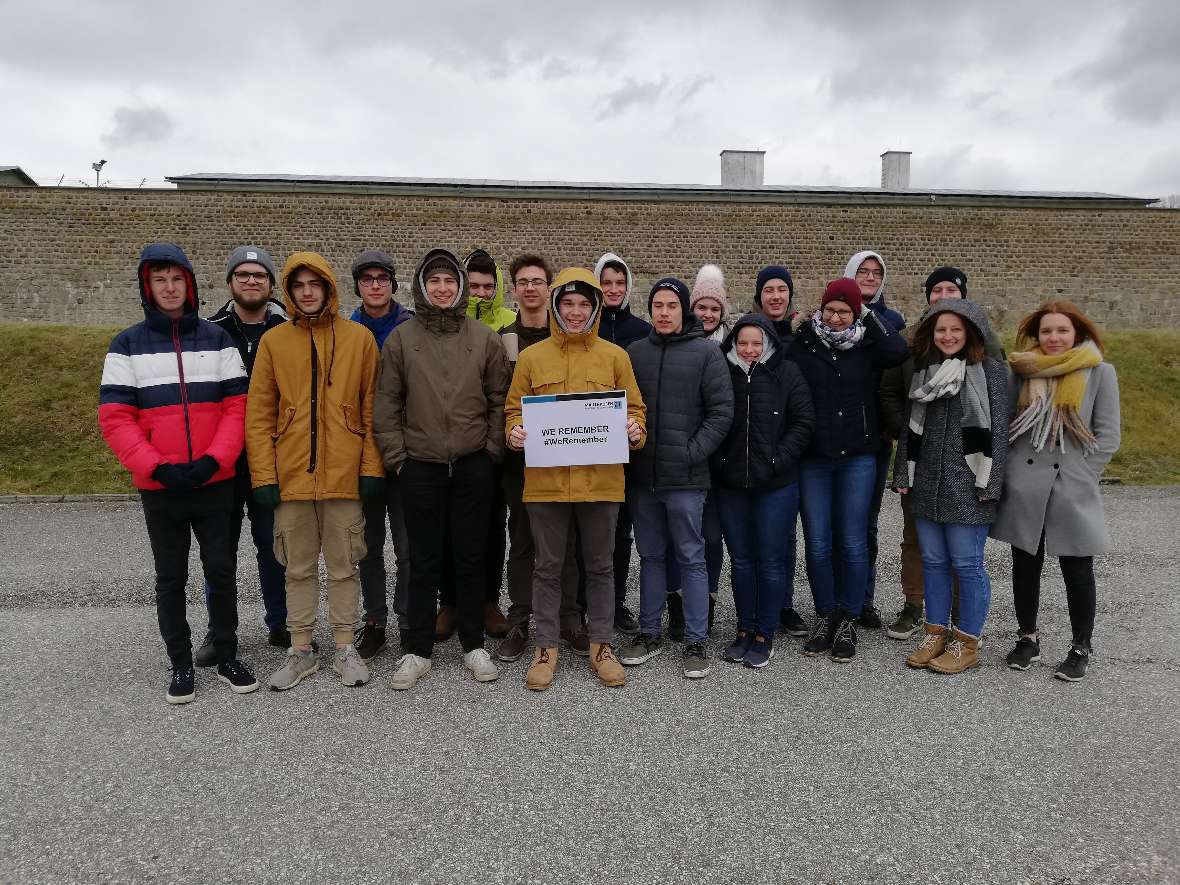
left=928, top=628, right=981, bottom=674
left=906, top=623, right=949, bottom=669
left=589, top=642, right=626, bottom=688
left=525, top=646, right=559, bottom=691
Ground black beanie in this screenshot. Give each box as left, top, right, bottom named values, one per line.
left=351, top=249, right=398, bottom=296
left=924, top=266, right=968, bottom=302
left=648, top=276, right=691, bottom=316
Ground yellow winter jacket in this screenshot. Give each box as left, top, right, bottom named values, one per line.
left=505, top=269, right=646, bottom=503
left=246, top=251, right=384, bottom=501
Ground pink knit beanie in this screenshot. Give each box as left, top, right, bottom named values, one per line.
left=690, top=264, right=729, bottom=313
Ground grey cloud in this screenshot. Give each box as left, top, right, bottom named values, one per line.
left=909, top=145, right=1020, bottom=190
left=101, top=106, right=175, bottom=149
left=1133, top=148, right=1180, bottom=198
left=597, top=77, right=670, bottom=117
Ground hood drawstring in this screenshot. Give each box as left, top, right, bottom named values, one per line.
left=327, top=320, right=336, bottom=387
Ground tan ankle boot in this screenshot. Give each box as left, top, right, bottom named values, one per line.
left=928, top=629, right=980, bottom=674
left=525, top=646, right=558, bottom=691
left=589, top=643, right=626, bottom=688
left=906, top=623, right=949, bottom=669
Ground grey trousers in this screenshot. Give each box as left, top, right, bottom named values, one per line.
left=527, top=501, right=619, bottom=647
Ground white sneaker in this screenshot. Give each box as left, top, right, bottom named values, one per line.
left=389, top=653, right=432, bottom=690
left=463, top=647, right=499, bottom=683
left=332, top=644, right=371, bottom=687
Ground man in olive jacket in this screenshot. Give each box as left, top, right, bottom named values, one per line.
left=620, top=277, right=733, bottom=679
left=373, top=248, right=511, bottom=690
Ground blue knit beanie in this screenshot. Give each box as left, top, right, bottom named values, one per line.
left=754, top=265, right=795, bottom=307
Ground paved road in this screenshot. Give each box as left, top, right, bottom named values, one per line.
left=1, top=488, right=1177, bottom=884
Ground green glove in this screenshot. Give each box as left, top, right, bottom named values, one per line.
left=253, top=484, right=281, bottom=509
left=360, top=476, right=386, bottom=501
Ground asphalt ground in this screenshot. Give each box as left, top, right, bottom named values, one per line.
left=1, top=487, right=1177, bottom=885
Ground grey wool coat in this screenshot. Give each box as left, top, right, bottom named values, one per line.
left=990, top=361, right=1121, bottom=556
left=891, top=357, right=1010, bottom=524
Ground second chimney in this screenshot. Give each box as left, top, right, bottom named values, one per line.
left=720, top=150, right=765, bottom=188
left=880, top=150, right=912, bottom=190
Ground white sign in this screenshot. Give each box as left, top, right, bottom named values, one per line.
left=521, top=390, right=629, bottom=468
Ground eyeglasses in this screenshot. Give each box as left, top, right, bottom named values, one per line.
left=358, top=274, right=392, bottom=287
left=822, top=307, right=854, bottom=320
left=854, top=268, right=883, bottom=279
left=514, top=277, right=547, bottom=289
left=232, top=271, right=270, bottom=283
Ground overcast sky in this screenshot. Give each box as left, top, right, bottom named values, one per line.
left=3, top=0, right=1178, bottom=197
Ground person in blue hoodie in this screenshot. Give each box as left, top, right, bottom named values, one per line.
left=349, top=249, right=414, bottom=663
left=840, top=250, right=906, bottom=631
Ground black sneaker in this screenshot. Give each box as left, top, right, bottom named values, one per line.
left=1054, top=643, right=1090, bottom=682
left=667, top=592, right=686, bottom=643
left=217, top=659, right=260, bottom=694
left=614, top=604, right=640, bottom=635
left=683, top=642, right=710, bottom=679
left=193, top=634, right=218, bottom=667
left=779, top=608, right=809, bottom=638
left=354, top=619, right=387, bottom=662
left=1006, top=635, right=1042, bottom=671
left=802, top=612, right=837, bottom=657
left=830, top=617, right=858, bottom=663
left=856, top=605, right=883, bottom=630
left=167, top=665, right=195, bottom=705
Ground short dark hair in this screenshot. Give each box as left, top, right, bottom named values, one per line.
left=600, top=259, right=628, bottom=278
left=466, top=252, right=497, bottom=278
left=146, top=261, right=180, bottom=274
left=911, top=312, right=986, bottom=366
left=509, top=254, right=551, bottom=284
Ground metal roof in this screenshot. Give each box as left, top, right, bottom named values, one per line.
left=164, top=172, right=1156, bottom=208
left=0, top=166, right=38, bottom=186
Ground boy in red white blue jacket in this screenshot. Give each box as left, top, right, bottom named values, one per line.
left=99, top=242, right=256, bottom=704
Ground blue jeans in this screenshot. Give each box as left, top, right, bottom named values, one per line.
left=799, top=454, right=875, bottom=617
left=665, top=489, right=723, bottom=596
left=915, top=519, right=991, bottom=636
left=203, top=471, right=286, bottom=632
left=832, top=438, right=892, bottom=609
left=718, top=484, right=799, bottom=637
left=630, top=487, right=709, bottom=644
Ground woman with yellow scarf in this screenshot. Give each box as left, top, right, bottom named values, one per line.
left=991, top=301, right=1121, bottom=682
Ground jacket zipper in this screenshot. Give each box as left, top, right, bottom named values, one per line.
left=651, top=342, right=666, bottom=489
left=172, top=320, right=194, bottom=462
left=307, top=327, right=319, bottom=474
left=744, top=371, right=752, bottom=487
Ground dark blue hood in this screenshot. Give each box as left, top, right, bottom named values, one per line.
left=136, top=242, right=199, bottom=331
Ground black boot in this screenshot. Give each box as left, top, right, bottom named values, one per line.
left=802, top=611, right=839, bottom=657
left=667, top=592, right=686, bottom=643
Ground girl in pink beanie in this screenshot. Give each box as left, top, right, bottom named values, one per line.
left=691, top=264, right=731, bottom=343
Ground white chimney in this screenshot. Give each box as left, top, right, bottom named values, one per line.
left=880, top=150, right=912, bottom=190
left=720, top=150, right=765, bottom=188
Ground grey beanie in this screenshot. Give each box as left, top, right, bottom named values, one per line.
left=225, top=245, right=277, bottom=283
left=351, top=249, right=399, bottom=296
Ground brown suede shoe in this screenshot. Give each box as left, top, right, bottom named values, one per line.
left=906, top=623, right=949, bottom=669
left=561, top=625, right=590, bottom=657
left=435, top=605, right=457, bottom=642
left=483, top=602, right=510, bottom=639
left=928, top=629, right=980, bottom=674
left=589, top=642, right=626, bottom=688
left=525, top=646, right=558, bottom=691
left=495, top=624, right=529, bottom=662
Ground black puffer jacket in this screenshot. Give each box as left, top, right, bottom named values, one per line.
left=713, top=314, right=815, bottom=489
left=787, top=310, right=909, bottom=459
left=627, top=314, right=734, bottom=491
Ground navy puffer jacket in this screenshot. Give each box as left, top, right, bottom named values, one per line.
left=787, top=310, right=908, bottom=459
left=627, top=314, right=734, bottom=491
left=713, top=314, right=815, bottom=489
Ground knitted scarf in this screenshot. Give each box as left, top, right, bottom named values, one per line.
left=1008, top=340, right=1102, bottom=453
left=809, top=311, right=865, bottom=351
left=905, top=357, right=993, bottom=488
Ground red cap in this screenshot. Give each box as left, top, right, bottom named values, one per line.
left=821, top=278, right=863, bottom=316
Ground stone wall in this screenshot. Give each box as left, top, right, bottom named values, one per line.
left=2, top=186, right=1179, bottom=330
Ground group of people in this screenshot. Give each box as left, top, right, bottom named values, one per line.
left=98, top=240, right=1121, bottom=704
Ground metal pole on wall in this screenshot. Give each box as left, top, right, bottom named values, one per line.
left=91, top=159, right=107, bottom=188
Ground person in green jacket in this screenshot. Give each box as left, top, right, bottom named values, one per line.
left=465, top=248, right=516, bottom=331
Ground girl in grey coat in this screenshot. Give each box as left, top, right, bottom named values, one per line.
left=991, top=301, right=1121, bottom=682
left=891, top=301, right=1009, bottom=674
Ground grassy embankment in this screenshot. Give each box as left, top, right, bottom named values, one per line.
left=0, top=323, right=1177, bottom=494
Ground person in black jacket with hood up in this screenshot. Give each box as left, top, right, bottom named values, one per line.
left=789, top=278, right=908, bottom=663
left=619, top=277, right=733, bottom=680
left=713, top=314, right=815, bottom=669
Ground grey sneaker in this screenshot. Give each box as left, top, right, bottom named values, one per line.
left=332, top=644, right=371, bottom=687
left=389, top=653, right=432, bottom=690
left=268, top=647, right=319, bottom=691
left=886, top=603, right=924, bottom=640
left=463, top=648, right=499, bottom=683
left=619, top=633, right=663, bottom=666
left=683, top=642, right=711, bottom=679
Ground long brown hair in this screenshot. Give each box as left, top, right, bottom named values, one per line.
left=1016, top=300, right=1105, bottom=354
left=911, top=312, right=986, bottom=366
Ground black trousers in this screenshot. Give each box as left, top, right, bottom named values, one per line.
left=1011, top=533, right=1097, bottom=645
left=439, top=472, right=506, bottom=608
left=399, top=452, right=493, bottom=658
left=140, top=480, right=237, bottom=667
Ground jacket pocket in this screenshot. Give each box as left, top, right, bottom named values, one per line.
left=585, top=368, right=615, bottom=392
left=272, top=406, right=297, bottom=439
left=341, top=403, right=365, bottom=435
left=532, top=369, right=566, bottom=395
left=348, top=517, right=367, bottom=565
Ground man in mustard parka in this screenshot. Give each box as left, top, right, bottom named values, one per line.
left=505, top=267, right=646, bottom=691
left=246, top=252, right=385, bottom=692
